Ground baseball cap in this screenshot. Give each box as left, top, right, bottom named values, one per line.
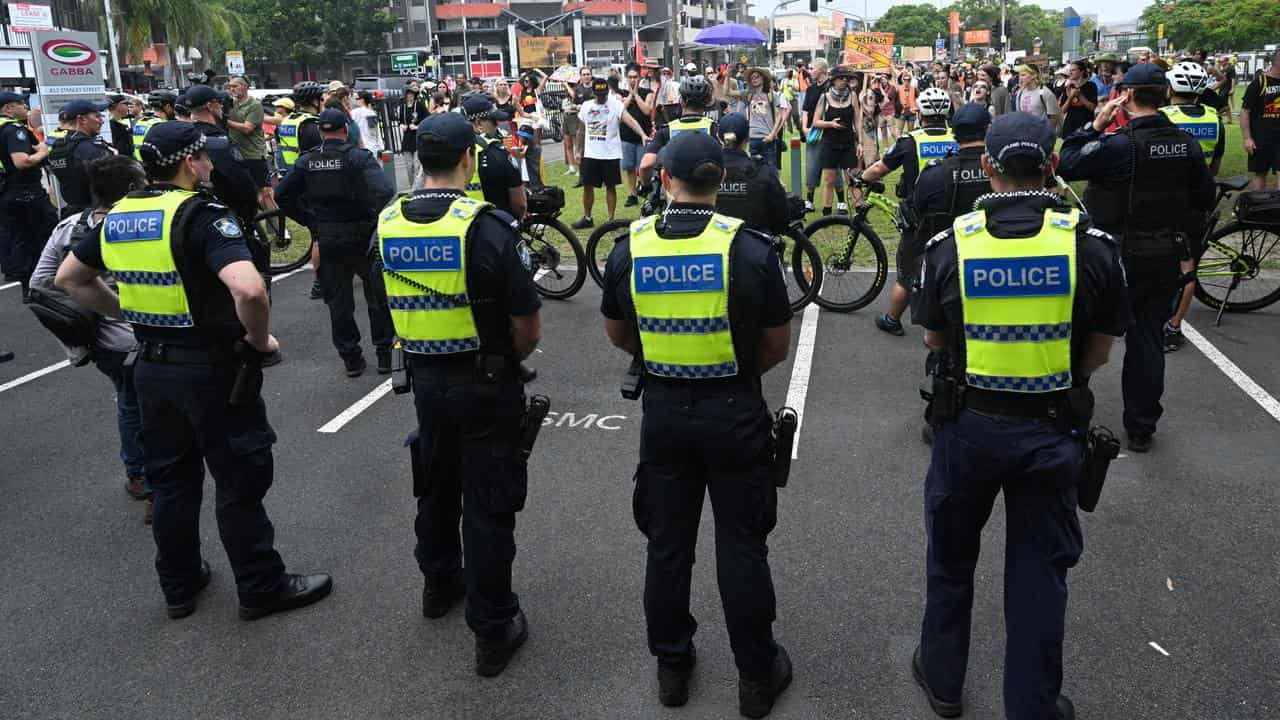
left=1122, top=63, right=1167, bottom=86
left=327, top=80, right=345, bottom=93
left=0, top=91, right=27, bottom=106
left=462, top=94, right=509, bottom=121
left=317, top=108, right=349, bottom=131
left=137, top=121, right=208, bottom=167
left=273, top=97, right=295, bottom=111
left=183, top=84, right=227, bottom=108
left=417, top=111, right=474, bottom=151
left=658, top=130, right=723, bottom=181
left=106, top=94, right=127, bottom=109
left=950, top=103, right=992, bottom=138
left=718, top=112, right=749, bottom=145
left=591, top=77, right=609, bottom=93
left=61, top=99, right=107, bottom=118
left=985, top=112, right=1055, bottom=172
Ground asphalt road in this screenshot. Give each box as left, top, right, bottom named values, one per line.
left=0, top=266, right=1277, bottom=720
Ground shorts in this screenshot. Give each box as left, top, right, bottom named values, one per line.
left=242, top=158, right=270, bottom=188
left=896, top=225, right=924, bottom=289
left=620, top=141, right=644, bottom=172
left=580, top=156, right=621, bottom=188
left=1247, top=142, right=1280, bottom=175
left=562, top=114, right=580, bottom=136
left=821, top=143, right=859, bottom=170
left=805, top=141, right=842, bottom=189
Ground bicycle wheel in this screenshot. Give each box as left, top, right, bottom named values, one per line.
left=585, top=218, right=632, bottom=289
left=802, top=214, right=888, bottom=312
left=1194, top=220, right=1280, bottom=312
left=521, top=216, right=587, bottom=300
left=781, top=227, right=822, bottom=312
left=259, top=210, right=312, bottom=275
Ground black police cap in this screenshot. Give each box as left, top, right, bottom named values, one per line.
left=317, top=108, right=349, bottom=131
left=183, top=84, right=227, bottom=108
left=659, top=131, right=724, bottom=181
left=417, top=111, right=474, bottom=151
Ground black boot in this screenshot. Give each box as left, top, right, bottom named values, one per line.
left=422, top=573, right=465, bottom=618
left=912, top=645, right=962, bottom=718
left=475, top=609, right=528, bottom=677
left=166, top=560, right=212, bottom=619
left=738, top=644, right=793, bottom=718
left=657, top=643, right=696, bottom=707
left=238, top=573, right=333, bottom=621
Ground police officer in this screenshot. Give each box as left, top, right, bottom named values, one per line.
left=280, top=81, right=325, bottom=298
left=878, top=103, right=993, bottom=337
left=1161, top=61, right=1226, bottom=351
left=132, top=90, right=175, bottom=161
left=715, top=112, right=789, bottom=234
left=912, top=112, right=1132, bottom=720
left=107, top=94, right=135, bottom=157
left=1059, top=63, right=1215, bottom=452
left=0, top=91, right=58, bottom=298
left=600, top=131, right=793, bottom=718
left=377, top=112, right=540, bottom=677
left=637, top=74, right=719, bottom=188
left=460, top=94, right=526, bottom=216
left=55, top=122, right=332, bottom=620
left=47, top=99, right=113, bottom=219
left=277, top=108, right=394, bottom=376
left=185, top=85, right=262, bottom=263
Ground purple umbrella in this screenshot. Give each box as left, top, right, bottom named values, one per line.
left=693, top=23, right=767, bottom=46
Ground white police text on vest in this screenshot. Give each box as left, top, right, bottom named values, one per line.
left=105, top=210, right=165, bottom=243
left=308, top=158, right=343, bottom=170
left=634, top=253, right=725, bottom=294
left=964, top=255, right=1071, bottom=298
left=382, top=236, right=463, bottom=271
left=1148, top=142, right=1189, bottom=158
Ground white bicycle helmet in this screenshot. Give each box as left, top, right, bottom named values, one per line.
left=918, top=87, right=952, bottom=117
left=1168, top=61, right=1209, bottom=95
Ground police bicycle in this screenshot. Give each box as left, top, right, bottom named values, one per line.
left=799, top=174, right=892, bottom=313
left=520, top=185, right=588, bottom=300
left=254, top=209, right=314, bottom=275
left=1192, top=177, right=1280, bottom=322
left=583, top=175, right=825, bottom=313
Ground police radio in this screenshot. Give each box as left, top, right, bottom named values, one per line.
left=391, top=340, right=410, bottom=394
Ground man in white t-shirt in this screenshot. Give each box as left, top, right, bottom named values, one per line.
left=573, top=76, right=648, bottom=229
left=350, top=92, right=384, bottom=155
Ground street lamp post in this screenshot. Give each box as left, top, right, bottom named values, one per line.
left=770, top=0, right=801, bottom=66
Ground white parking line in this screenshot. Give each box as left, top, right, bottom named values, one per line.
left=272, top=264, right=314, bottom=282
left=0, top=360, right=71, bottom=394
left=784, top=303, right=820, bottom=459
left=1183, top=321, right=1280, bottom=423
left=1, top=281, right=18, bottom=291
left=1148, top=641, right=1171, bottom=657
left=317, top=379, right=394, bottom=433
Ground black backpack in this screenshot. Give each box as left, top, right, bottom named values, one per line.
left=27, top=211, right=99, bottom=362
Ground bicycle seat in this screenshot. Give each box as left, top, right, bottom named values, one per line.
left=1217, top=176, right=1249, bottom=192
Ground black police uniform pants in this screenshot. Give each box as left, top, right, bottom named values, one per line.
left=133, top=358, right=286, bottom=603
left=314, top=226, right=393, bottom=359
left=1122, top=259, right=1182, bottom=437
left=632, top=381, right=780, bottom=680
left=411, top=363, right=526, bottom=640
left=920, top=409, right=1084, bottom=720
left=0, top=190, right=58, bottom=282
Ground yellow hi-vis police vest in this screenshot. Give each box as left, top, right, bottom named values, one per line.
left=911, top=127, right=958, bottom=172
left=277, top=112, right=318, bottom=167
left=1159, top=104, right=1220, bottom=167
left=378, top=195, right=491, bottom=355
left=954, top=207, right=1078, bottom=393
left=466, top=136, right=492, bottom=201
left=629, top=213, right=741, bottom=379
left=100, top=190, right=199, bottom=328
left=668, top=115, right=715, bottom=139
left=131, top=116, right=164, bottom=161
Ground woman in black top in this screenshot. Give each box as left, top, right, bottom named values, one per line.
left=812, top=67, right=861, bottom=215
left=400, top=88, right=428, bottom=181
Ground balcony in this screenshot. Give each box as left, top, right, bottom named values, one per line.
left=563, top=1, right=647, bottom=15
left=434, top=2, right=509, bottom=19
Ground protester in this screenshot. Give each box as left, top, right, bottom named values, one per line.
left=1059, top=60, right=1098, bottom=137
left=1013, top=64, right=1061, bottom=130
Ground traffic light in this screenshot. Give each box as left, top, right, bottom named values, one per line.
left=679, top=10, right=686, bottom=24
left=809, top=0, right=817, bottom=11
left=774, top=29, right=785, bottom=45
left=430, top=36, right=440, bottom=56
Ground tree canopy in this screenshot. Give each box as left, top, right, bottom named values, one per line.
left=873, top=0, right=1097, bottom=58
left=223, top=0, right=395, bottom=74
left=1139, top=0, right=1280, bottom=54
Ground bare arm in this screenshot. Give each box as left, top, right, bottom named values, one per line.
left=1079, top=332, right=1115, bottom=376
left=218, top=259, right=275, bottom=351
left=55, top=253, right=121, bottom=318
left=768, top=95, right=787, bottom=139
left=511, top=312, right=542, bottom=359
left=861, top=159, right=891, bottom=182
left=12, top=142, right=49, bottom=169
left=621, top=110, right=647, bottom=142
left=605, top=317, right=639, bottom=355
left=757, top=323, right=791, bottom=373
left=924, top=329, right=947, bottom=352
left=634, top=89, right=654, bottom=115
left=508, top=186, right=527, bottom=218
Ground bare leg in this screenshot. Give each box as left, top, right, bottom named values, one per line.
left=822, top=168, right=836, bottom=211
left=605, top=185, right=617, bottom=221
left=583, top=185, right=595, bottom=219
left=887, top=283, right=911, bottom=322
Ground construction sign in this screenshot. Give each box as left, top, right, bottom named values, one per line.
left=842, top=31, right=894, bottom=70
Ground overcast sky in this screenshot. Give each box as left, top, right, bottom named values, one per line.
left=755, top=0, right=1147, bottom=25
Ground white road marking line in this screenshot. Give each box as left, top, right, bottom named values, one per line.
left=1183, top=321, right=1280, bottom=423
left=784, top=303, right=821, bottom=460
left=0, top=281, right=19, bottom=291
left=1148, top=641, right=1170, bottom=657
left=272, top=264, right=314, bottom=282
left=1166, top=577, right=1174, bottom=592
left=317, top=379, right=394, bottom=433
left=0, top=360, right=71, bottom=394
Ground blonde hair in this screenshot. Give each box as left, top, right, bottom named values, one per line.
left=811, top=58, right=829, bottom=74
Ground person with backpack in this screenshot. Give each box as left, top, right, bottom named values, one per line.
left=722, top=66, right=789, bottom=170
left=1012, top=65, right=1062, bottom=132
left=29, top=154, right=151, bottom=524
left=714, top=112, right=789, bottom=234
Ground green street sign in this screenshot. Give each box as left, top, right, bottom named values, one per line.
left=892, top=45, right=903, bottom=62
left=391, top=52, right=418, bottom=71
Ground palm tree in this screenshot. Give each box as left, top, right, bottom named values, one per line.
left=113, top=0, right=244, bottom=87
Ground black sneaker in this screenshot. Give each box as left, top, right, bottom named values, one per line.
left=912, top=645, right=962, bottom=718
left=657, top=643, right=697, bottom=707
left=343, top=354, right=367, bottom=377
left=571, top=216, right=594, bottom=230
left=422, top=573, right=465, bottom=619
left=166, top=560, right=212, bottom=620
left=739, top=644, right=793, bottom=719
left=309, top=281, right=323, bottom=299
left=876, top=313, right=905, bottom=336
left=261, top=350, right=284, bottom=368
left=376, top=349, right=392, bottom=375
left=475, top=608, right=529, bottom=677
left=625, top=194, right=639, bottom=207
left=1056, top=695, right=1076, bottom=720
left=1162, top=322, right=1185, bottom=353
left=1127, top=432, right=1153, bottom=453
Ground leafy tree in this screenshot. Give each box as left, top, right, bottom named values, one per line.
left=224, top=0, right=394, bottom=79
left=1140, top=0, right=1280, bottom=54
left=113, top=0, right=243, bottom=85
left=874, top=4, right=949, bottom=47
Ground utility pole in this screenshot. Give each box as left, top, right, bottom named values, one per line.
left=669, top=0, right=678, bottom=68
left=1000, top=0, right=1007, bottom=56
left=102, top=0, right=124, bottom=90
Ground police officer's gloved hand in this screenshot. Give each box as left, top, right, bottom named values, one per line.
left=636, top=180, right=652, bottom=197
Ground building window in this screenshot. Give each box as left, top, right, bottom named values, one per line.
left=585, top=15, right=622, bottom=28
left=396, top=21, right=406, bottom=34
left=413, top=20, right=427, bottom=33
left=466, top=18, right=497, bottom=29
left=411, top=0, right=425, bottom=5
left=438, top=19, right=449, bottom=30
left=785, top=29, right=791, bottom=41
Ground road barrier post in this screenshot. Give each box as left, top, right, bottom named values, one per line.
left=790, top=138, right=802, bottom=195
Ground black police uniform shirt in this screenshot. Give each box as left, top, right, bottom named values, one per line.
left=642, top=116, right=721, bottom=157
left=601, top=203, right=793, bottom=379
left=50, top=131, right=111, bottom=206
left=275, top=138, right=392, bottom=226
left=110, top=118, right=134, bottom=157
left=718, top=149, right=789, bottom=234
left=911, top=146, right=990, bottom=222
left=475, top=133, right=522, bottom=214
left=191, top=120, right=259, bottom=223
left=72, top=187, right=253, bottom=348
left=382, top=189, right=541, bottom=358
left=881, top=128, right=947, bottom=199
left=915, top=193, right=1133, bottom=373
left=1, top=120, right=47, bottom=190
